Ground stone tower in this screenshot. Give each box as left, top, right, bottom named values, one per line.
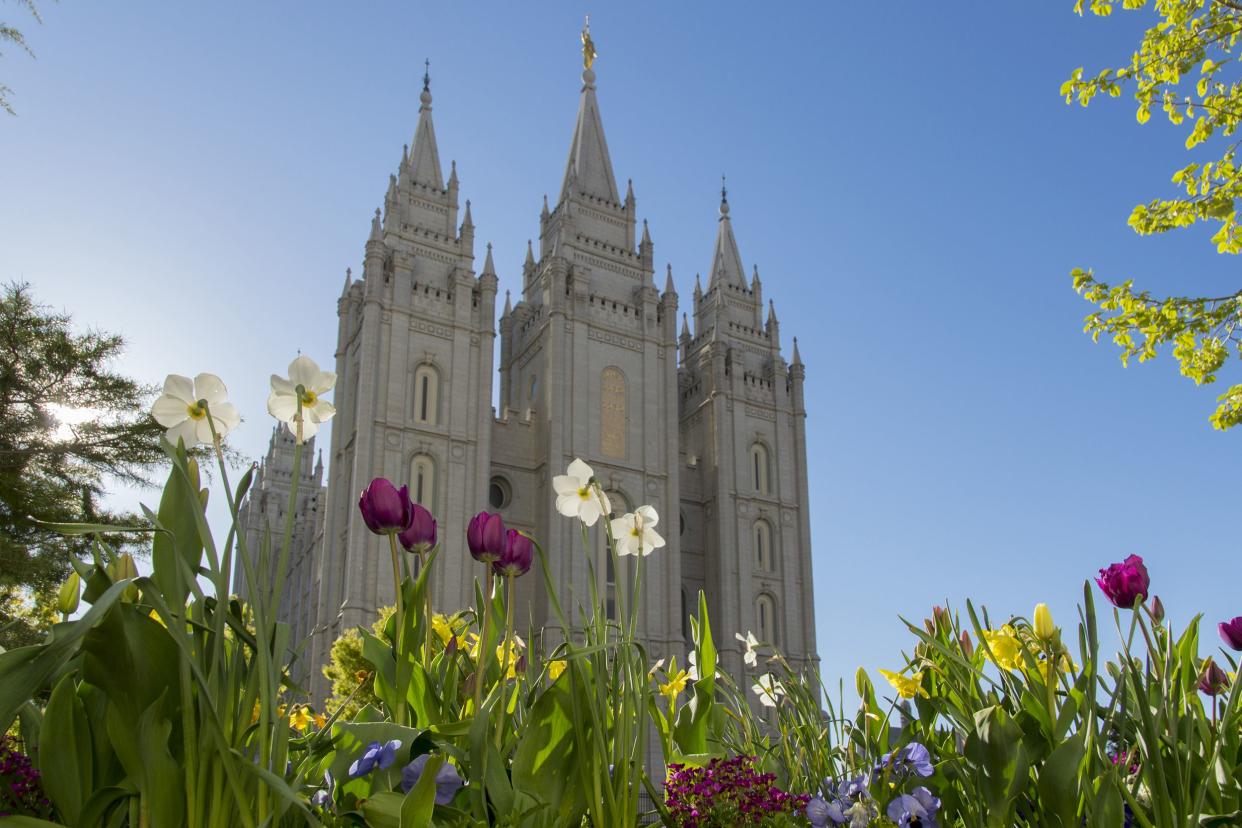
left=308, top=66, right=499, bottom=689
left=677, top=184, right=819, bottom=679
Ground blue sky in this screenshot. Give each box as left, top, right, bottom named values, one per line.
left=2, top=3, right=1237, bottom=700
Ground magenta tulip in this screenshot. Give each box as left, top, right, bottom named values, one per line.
left=1095, top=554, right=1149, bottom=609
left=467, top=511, right=506, bottom=564
left=1219, top=617, right=1242, bottom=651
left=493, top=529, right=533, bottom=578
left=399, top=503, right=437, bottom=554
left=358, top=478, right=412, bottom=535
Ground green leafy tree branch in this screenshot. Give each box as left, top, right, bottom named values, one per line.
left=1064, top=0, right=1242, bottom=430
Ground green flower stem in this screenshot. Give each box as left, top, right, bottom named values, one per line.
left=474, top=567, right=494, bottom=714
left=422, top=549, right=433, bottom=668
left=387, top=532, right=406, bottom=726
left=496, top=572, right=516, bottom=749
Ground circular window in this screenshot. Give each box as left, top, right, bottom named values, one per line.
left=488, top=477, right=511, bottom=510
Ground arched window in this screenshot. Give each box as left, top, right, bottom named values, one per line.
left=755, top=521, right=773, bottom=571
left=750, top=443, right=770, bottom=494
left=410, top=454, right=435, bottom=508
left=600, top=367, right=627, bottom=459
left=413, top=364, right=439, bottom=426
left=756, top=594, right=778, bottom=647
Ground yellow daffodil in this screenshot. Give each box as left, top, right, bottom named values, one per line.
left=1034, top=653, right=1074, bottom=683
left=289, top=705, right=313, bottom=731
left=148, top=609, right=167, bottom=628
left=547, top=660, right=567, bottom=681
left=660, top=665, right=691, bottom=700
left=432, top=613, right=470, bottom=650
left=982, top=625, right=1023, bottom=671
left=878, top=668, right=929, bottom=700
left=313, top=712, right=327, bottom=729
left=1033, top=604, right=1056, bottom=640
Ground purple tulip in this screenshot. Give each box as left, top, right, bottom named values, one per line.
left=1095, top=554, right=1150, bottom=609
left=493, top=529, right=533, bottom=577
left=467, top=511, right=507, bottom=563
left=358, top=478, right=412, bottom=535
left=400, top=754, right=464, bottom=804
left=1198, top=658, right=1230, bottom=697
left=399, top=503, right=437, bottom=554
left=1219, top=617, right=1242, bottom=651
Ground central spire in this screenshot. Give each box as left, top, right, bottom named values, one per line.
left=408, top=59, right=445, bottom=190
left=709, top=176, right=747, bottom=289
left=559, top=19, right=620, bottom=205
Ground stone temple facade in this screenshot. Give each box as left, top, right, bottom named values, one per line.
left=240, top=56, right=819, bottom=702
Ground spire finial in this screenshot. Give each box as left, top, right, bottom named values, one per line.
left=420, top=59, right=432, bottom=107
left=720, top=174, right=730, bottom=217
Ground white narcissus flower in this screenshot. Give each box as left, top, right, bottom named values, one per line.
left=552, top=458, right=611, bottom=526
left=686, top=650, right=699, bottom=682
left=268, top=355, right=336, bottom=442
left=150, top=373, right=240, bottom=447
left=611, top=505, right=665, bottom=557
left=751, top=673, right=785, bottom=708
left=735, top=630, right=760, bottom=667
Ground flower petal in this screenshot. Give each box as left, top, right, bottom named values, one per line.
left=163, top=374, right=195, bottom=404
left=211, top=402, right=241, bottom=430
left=271, top=375, right=296, bottom=395
left=288, top=355, right=320, bottom=388
left=268, top=391, right=298, bottom=421
left=566, top=458, right=594, bottom=481
left=287, top=416, right=320, bottom=442
left=307, top=400, right=336, bottom=423
left=194, top=416, right=217, bottom=444
left=578, top=498, right=601, bottom=527
left=194, top=373, right=228, bottom=405
left=551, top=475, right=579, bottom=496
left=635, top=504, right=659, bottom=528
left=311, top=369, right=337, bottom=394
left=555, top=493, right=579, bottom=518
left=166, top=417, right=200, bottom=448
left=151, top=394, right=189, bottom=427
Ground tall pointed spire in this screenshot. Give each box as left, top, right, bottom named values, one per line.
left=409, top=59, right=445, bottom=189
left=559, top=19, right=620, bottom=204
left=370, top=207, right=383, bottom=241
left=481, top=242, right=496, bottom=276
left=792, top=336, right=803, bottom=366
left=709, top=177, right=747, bottom=288
left=503, top=289, right=512, bottom=315
left=664, top=263, right=676, bottom=296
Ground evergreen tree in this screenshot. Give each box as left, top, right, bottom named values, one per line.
left=1065, top=0, right=1242, bottom=430
left=0, top=282, right=164, bottom=648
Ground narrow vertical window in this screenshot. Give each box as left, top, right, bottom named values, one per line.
left=750, top=443, right=770, bottom=494
left=755, top=521, right=772, bottom=571
left=410, top=454, right=435, bottom=509
left=757, top=594, right=777, bottom=646
left=600, top=366, right=627, bottom=458
left=413, top=364, right=439, bottom=426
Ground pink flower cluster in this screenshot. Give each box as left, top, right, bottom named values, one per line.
left=0, top=735, right=52, bottom=819
left=664, top=755, right=810, bottom=827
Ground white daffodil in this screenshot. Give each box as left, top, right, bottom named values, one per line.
left=552, top=458, right=611, bottom=526
left=150, top=373, right=240, bottom=447
left=686, top=650, right=700, bottom=682
left=751, top=673, right=785, bottom=708
left=610, top=505, right=665, bottom=557
left=268, top=355, right=336, bottom=442
left=735, top=630, right=760, bottom=667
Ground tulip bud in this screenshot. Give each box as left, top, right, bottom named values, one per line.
left=107, top=553, right=141, bottom=602
left=57, top=571, right=81, bottom=616
left=1198, top=658, right=1230, bottom=697
left=1033, top=603, right=1056, bottom=640
left=398, top=503, right=437, bottom=555
left=959, top=631, right=974, bottom=659
left=358, top=478, right=413, bottom=535
left=493, top=529, right=533, bottom=578
left=1150, top=595, right=1165, bottom=624
left=467, top=511, right=507, bottom=564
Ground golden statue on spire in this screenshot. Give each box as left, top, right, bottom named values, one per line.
left=581, top=15, right=597, bottom=70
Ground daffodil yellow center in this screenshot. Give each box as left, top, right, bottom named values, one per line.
left=300, top=389, right=318, bottom=406
left=577, top=486, right=591, bottom=500
left=186, top=403, right=206, bottom=420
